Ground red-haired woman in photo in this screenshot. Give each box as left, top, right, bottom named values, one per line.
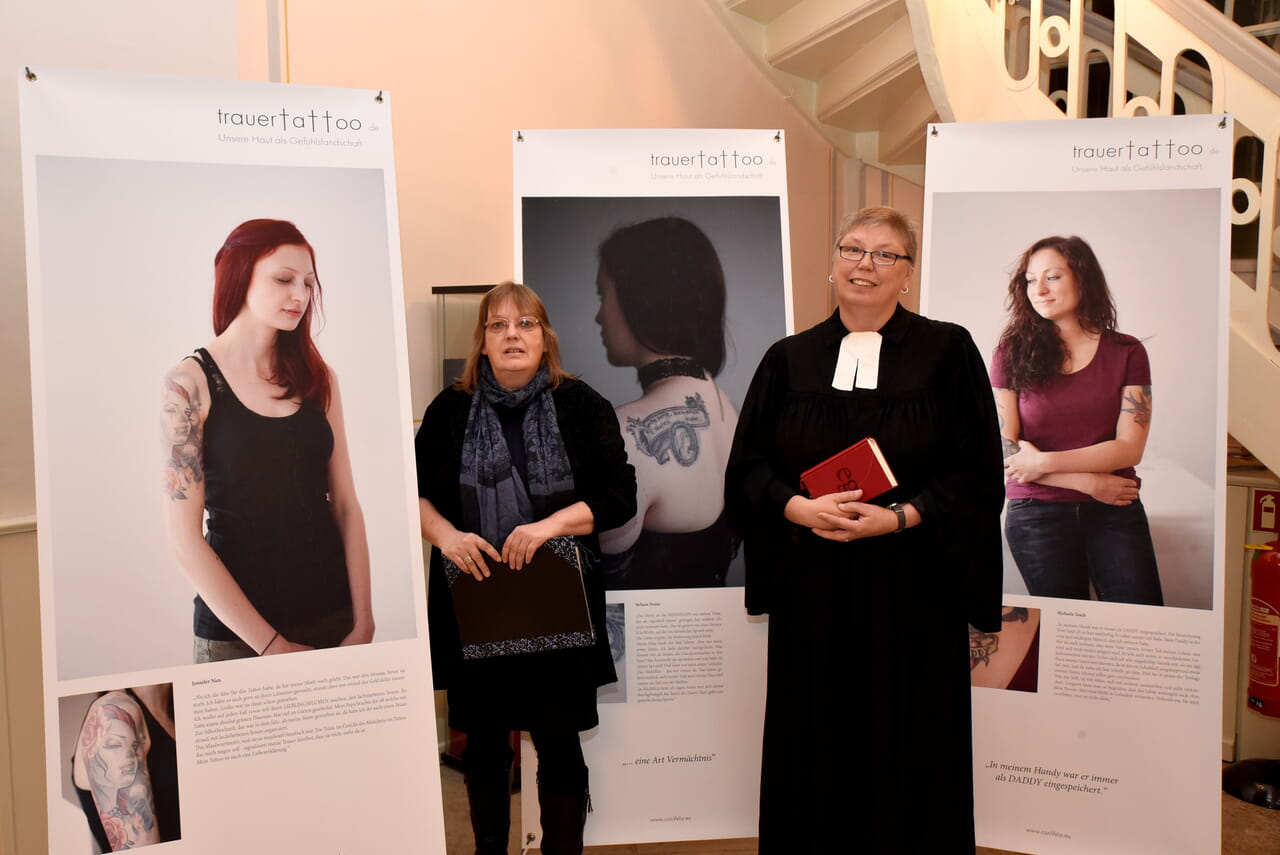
left=162, top=218, right=374, bottom=662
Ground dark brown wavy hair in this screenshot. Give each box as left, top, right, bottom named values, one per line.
left=996, top=235, right=1117, bottom=391
left=597, top=216, right=727, bottom=376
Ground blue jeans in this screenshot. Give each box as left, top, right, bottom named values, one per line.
left=1005, top=498, right=1163, bottom=606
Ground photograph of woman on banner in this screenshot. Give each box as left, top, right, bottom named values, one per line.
left=594, top=217, right=739, bottom=589
left=992, top=235, right=1163, bottom=606
left=163, top=219, right=375, bottom=662
left=725, top=207, right=1004, bottom=853
left=69, top=685, right=179, bottom=851
left=415, top=282, right=635, bottom=855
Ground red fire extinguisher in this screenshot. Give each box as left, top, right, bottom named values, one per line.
left=1248, top=540, right=1280, bottom=717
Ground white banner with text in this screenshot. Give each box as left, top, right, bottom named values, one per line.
left=923, top=115, right=1230, bottom=855
left=19, top=67, right=444, bottom=853
left=512, top=128, right=792, bottom=846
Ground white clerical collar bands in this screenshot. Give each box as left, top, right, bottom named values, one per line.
left=831, top=331, right=882, bottom=391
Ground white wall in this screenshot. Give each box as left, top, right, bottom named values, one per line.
left=278, top=0, right=840, bottom=417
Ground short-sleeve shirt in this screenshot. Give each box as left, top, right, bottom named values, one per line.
left=991, top=332, right=1151, bottom=503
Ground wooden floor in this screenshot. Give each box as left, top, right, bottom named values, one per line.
left=439, top=763, right=1280, bottom=854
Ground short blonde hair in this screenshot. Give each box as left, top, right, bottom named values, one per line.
left=455, top=282, right=574, bottom=392
left=833, top=206, right=919, bottom=264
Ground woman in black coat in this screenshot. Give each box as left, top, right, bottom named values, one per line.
left=416, top=282, right=635, bottom=855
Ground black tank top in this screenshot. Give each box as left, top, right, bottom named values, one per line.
left=188, top=348, right=350, bottom=640
left=602, top=512, right=739, bottom=590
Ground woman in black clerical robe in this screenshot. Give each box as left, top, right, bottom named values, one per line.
left=725, top=207, right=1004, bottom=853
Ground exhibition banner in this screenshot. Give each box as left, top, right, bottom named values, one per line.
left=922, top=115, right=1230, bottom=854
left=513, top=129, right=791, bottom=845
left=18, top=67, right=444, bottom=852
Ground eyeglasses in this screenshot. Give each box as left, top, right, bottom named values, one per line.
left=485, top=316, right=542, bottom=334
left=837, top=246, right=912, bottom=266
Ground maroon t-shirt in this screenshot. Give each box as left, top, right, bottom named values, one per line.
left=991, top=332, right=1151, bottom=503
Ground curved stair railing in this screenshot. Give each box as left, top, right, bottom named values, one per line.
left=711, top=0, right=1277, bottom=470
left=912, top=0, right=1280, bottom=473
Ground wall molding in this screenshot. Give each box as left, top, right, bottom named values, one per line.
left=0, top=518, right=35, bottom=538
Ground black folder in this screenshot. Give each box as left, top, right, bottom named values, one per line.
left=443, top=536, right=595, bottom=660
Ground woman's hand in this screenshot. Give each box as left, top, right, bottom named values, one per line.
left=784, top=490, right=862, bottom=530
left=1085, top=473, right=1139, bottom=506
left=442, top=530, right=502, bottom=580
left=1004, top=440, right=1050, bottom=483
left=263, top=636, right=314, bottom=655
left=501, top=519, right=560, bottom=570
left=500, top=502, right=595, bottom=570
left=814, top=501, right=901, bottom=542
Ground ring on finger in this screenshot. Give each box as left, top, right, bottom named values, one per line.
left=464, top=555, right=474, bottom=565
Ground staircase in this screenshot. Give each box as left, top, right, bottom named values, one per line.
left=709, top=0, right=934, bottom=184
left=711, top=0, right=1280, bottom=474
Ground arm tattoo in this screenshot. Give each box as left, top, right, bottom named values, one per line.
left=994, top=391, right=1020, bottom=458
left=80, top=696, right=159, bottom=850
left=970, top=626, right=999, bottom=670
left=162, top=370, right=204, bottom=500
left=971, top=608, right=1030, bottom=671
left=1122, top=385, right=1152, bottom=430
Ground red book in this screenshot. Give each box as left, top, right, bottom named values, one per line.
left=799, top=436, right=898, bottom=500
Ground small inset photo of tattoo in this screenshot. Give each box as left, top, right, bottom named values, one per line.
left=598, top=602, right=628, bottom=704
left=970, top=606, right=1041, bottom=693
left=58, top=684, right=180, bottom=852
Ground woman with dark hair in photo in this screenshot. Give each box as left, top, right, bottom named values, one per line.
left=992, top=235, right=1162, bottom=605
left=594, top=216, right=739, bottom=589
left=416, top=282, right=635, bottom=855
left=726, top=207, right=1004, bottom=852
left=163, top=218, right=374, bottom=662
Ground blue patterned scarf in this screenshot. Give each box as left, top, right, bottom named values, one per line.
left=459, top=361, right=576, bottom=547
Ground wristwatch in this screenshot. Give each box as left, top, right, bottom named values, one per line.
left=888, top=502, right=908, bottom=533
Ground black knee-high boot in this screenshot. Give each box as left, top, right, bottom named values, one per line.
left=537, top=770, right=588, bottom=855
left=464, top=763, right=512, bottom=855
